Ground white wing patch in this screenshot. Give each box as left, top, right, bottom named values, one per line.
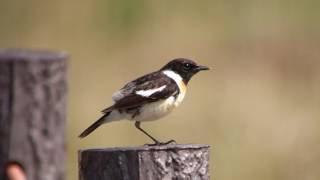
left=136, top=85, right=166, bottom=97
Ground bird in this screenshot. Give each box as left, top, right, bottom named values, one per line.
left=79, top=58, right=209, bottom=145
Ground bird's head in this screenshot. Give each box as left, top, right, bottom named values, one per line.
left=161, top=58, right=209, bottom=84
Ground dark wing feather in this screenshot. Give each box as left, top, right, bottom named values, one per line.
left=112, top=71, right=162, bottom=102
left=102, top=71, right=179, bottom=113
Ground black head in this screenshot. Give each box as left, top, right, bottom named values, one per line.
left=161, top=58, right=209, bottom=84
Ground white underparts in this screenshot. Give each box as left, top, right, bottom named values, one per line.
left=134, top=96, right=176, bottom=122
left=135, top=85, right=166, bottom=97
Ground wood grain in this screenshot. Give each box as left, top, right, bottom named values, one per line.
left=0, top=49, right=68, bottom=180
left=79, top=144, right=210, bottom=180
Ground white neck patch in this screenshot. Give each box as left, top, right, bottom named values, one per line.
left=163, top=70, right=183, bottom=86
left=136, top=85, right=166, bottom=97
left=163, top=70, right=186, bottom=107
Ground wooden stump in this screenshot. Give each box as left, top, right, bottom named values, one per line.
left=79, top=144, right=210, bottom=180
left=0, top=49, right=68, bottom=180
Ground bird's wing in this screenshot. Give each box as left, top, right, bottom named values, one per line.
left=112, top=71, right=160, bottom=102
left=103, top=71, right=179, bottom=113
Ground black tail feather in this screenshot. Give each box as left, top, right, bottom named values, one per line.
left=79, top=111, right=111, bottom=138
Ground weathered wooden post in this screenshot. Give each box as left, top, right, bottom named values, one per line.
left=79, top=144, right=210, bottom=180
left=0, top=49, right=68, bottom=180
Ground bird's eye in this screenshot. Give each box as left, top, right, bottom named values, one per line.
left=183, top=63, right=192, bottom=70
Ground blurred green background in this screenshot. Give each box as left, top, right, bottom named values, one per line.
left=1, top=0, right=320, bottom=179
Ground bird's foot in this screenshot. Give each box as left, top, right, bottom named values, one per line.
left=144, top=139, right=176, bottom=146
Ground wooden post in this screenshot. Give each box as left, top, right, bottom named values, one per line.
left=0, top=49, right=68, bottom=180
left=79, top=144, right=210, bottom=180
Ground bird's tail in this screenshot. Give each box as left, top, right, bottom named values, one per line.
left=79, top=110, right=112, bottom=138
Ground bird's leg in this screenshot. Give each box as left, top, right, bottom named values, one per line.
left=134, top=121, right=177, bottom=146
left=135, top=121, right=160, bottom=145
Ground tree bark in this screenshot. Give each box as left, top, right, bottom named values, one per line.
left=79, top=144, right=210, bottom=180
left=0, top=49, right=68, bottom=180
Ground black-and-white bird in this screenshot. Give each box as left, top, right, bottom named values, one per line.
left=79, top=58, right=209, bottom=145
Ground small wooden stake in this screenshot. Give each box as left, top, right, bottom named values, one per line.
left=0, top=49, right=68, bottom=180
left=79, top=144, right=210, bottom=180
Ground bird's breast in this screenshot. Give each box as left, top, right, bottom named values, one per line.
left=133, top=94, right=185, bottom=122
left=175, top=82, right=186, bottom=106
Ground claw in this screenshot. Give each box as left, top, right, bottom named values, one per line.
left=144, top=139, right=177, bottom=146
left=165, top=139, right=176, bottom=144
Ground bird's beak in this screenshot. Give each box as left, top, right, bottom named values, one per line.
left=195, top=65, right=209, bottom=71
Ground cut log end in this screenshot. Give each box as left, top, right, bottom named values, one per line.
left=0, top=48, right=68, bottom=62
